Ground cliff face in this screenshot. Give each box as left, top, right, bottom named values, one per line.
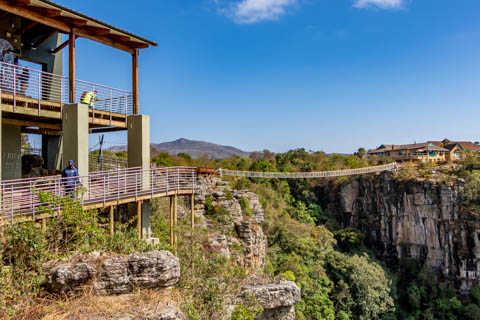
left=323, top=172, right=480, bottom=293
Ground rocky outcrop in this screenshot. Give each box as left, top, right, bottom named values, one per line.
left=195, top=175, right=266, bottom=274
left=44, top=250, right=180, bottom=295
left=95, top=251, right=181, bottom=295
left=323, top=171, right=480, bottom=292
left=241, top=279, right=301, bottom=320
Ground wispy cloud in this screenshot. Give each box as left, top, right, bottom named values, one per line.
left=353, top=0, right=404, bottom=9
left=216, top=0, right=298, bottom=24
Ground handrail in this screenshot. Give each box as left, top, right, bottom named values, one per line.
left=0, top=166, right=196, bottom=221
left=0, top=60, right=133, bottom=116
left=219, top=163, right=396, bottom=179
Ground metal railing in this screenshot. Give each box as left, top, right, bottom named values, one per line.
left=89, top=154, right=128, bottom=172
left=0, top=166, right=196, bottom=222
left=0, top=60, right=133, bottom=116
left=220, top=163, right=396, bottom=179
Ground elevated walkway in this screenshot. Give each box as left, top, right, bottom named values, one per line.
left=0, top=166, right=196, bottom=225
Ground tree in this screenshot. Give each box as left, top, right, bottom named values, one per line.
left=356, top=147, right=367, bottom=159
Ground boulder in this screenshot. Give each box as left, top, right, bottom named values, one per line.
left=45, top=262, right=96, bottom=293
left=95, top=250, right=180, bottom=295
left=241, top=280, right=301, bottom=320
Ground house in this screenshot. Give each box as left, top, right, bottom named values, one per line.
left=428, top=139, right=480, bottom=161
left=367, top=143, right=449, bottom=163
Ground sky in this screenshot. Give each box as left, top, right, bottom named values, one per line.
left=49, top=0, right=480, bottom=154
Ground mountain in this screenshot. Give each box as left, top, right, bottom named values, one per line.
left=109, top=138, right=250, bottom=159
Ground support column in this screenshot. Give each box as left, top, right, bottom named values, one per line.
left=127, top=114, right=150, bottom=169
left=174, top=193, right=178, bottom=246
left=62, top=103, right=89, bottom=177
left=137, top=200, right=142, bottom=239
left=132, top=49, right=139, bottom=114
left=2, top=124, right=21, bottom=180
left=191, top=193, right=195, bottom=230
left=169, top=196, right=174, bottom=247
left=42, top=135, right=63, bottom=171
left=68, top=29, right=76, bottom=103
left=109, top=206, right=114, bottom=236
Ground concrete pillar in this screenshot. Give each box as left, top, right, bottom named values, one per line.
left=2, top=124, right=22, bottom=180
left=42, top=135, right=63, bottom=171
left=127, top=114, right=150, bottom=168
left=62, top=103, right=89, bottom=177
left=127, top=115, right=156, bottom=243
left=142, top=199, right=152, bottom=239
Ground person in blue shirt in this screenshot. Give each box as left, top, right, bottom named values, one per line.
left=62, top=160, right=80, bottom=198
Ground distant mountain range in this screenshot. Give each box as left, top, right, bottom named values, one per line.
left=110, top=138, right=250, bottom=159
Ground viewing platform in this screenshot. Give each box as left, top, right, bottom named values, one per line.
left=0, top=60, right=132, bottom=134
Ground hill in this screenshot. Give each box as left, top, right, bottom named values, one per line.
left=109, top=138, right=250, bottom=159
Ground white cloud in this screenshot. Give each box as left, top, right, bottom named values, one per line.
left=353, top=0, right=404, bottom=9
left=217, top=0, right=298, bottom=24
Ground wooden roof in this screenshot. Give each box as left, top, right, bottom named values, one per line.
left=0, top=0, right=157, bottom=53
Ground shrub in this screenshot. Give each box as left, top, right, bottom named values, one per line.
left=239, top=197, right=253, bottom=217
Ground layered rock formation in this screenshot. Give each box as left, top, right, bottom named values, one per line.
left=323, top=171, right=479, bottom=292
left=194, top=175, right=266, bottom=274
left=45, top=250, right=180, bottom=295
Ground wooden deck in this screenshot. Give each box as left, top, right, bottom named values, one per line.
left=1, top=92, right=128, bottom=132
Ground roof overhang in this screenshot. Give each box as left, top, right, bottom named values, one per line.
left=0, top=0, right=157, bottom=53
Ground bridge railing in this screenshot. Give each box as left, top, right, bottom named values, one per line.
left=0, top=166, right=196, bottom=223
left=220, top=163, right=396, bottom=179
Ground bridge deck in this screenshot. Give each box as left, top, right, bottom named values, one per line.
left=0, top=166, right=196, bottom=226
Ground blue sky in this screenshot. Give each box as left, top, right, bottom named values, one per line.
left=52, top=0, right=480, bottom=154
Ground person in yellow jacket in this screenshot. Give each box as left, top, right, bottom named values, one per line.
left=81, top=90, right=98, bottom=108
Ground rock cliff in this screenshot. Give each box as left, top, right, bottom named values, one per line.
left=323, top=171, right=479, bottom=292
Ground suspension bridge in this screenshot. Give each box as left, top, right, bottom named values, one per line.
left=0, top=162, right=396, bottom=230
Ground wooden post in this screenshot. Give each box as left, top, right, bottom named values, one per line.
left=191, top=193, right=195, bottom=230
left=169, top=196, right=174, bottom=247
left=68, top=29, right=76, bottom=103
left=109, top=206, right=114, bottom=236
left=137, top=201, right=142, bottom=239
left=174, top=192, right=178, bottom=246
left=42, top=218, right=47, bottom=232
left=132, top=49, right=139, bottom=114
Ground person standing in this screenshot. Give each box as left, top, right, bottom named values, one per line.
left=62, top=160, right=80, bottom=198
left=81, top=90, right=98, bottom=108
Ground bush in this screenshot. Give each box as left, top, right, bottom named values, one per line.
left=239, top=197, right=253, bottom=217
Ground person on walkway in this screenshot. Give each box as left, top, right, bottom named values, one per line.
left=62, top=160, right=80, bottom=198
left=81, top=90, right=98, bottom=108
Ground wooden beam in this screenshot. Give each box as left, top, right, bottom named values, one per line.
left=2, top=118, right=61, bottom=130
left=126, top=41, right=149, bottom=49
left=174, top=193, right=178, bottom=248
left=0, top=11, right=10, bottom=23
left=132, top=49, right=139, bottom=114
left=57, top=16, right=87, bottom=28
left=16, top=20, right=37, bottom=35
left=0, top=1, right=135, bottom=53
left=89, top=127, right=127, bottom=134
left=69, top=29, right=75, bottom=103
left=111, top=34, right=130, bottom=42
left=51, top=38, right=68, bottom=54
left=27, top=6, right=61, bottom=18
left=32, top=29, right=57, bottom=49
left=79, top=25, right=110, bottom=36
left=22, top=128, right=62, bottom=136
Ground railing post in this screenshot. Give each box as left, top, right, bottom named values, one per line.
left=13, top=65, right=16, bottom=112
left=30, top=181, right=34, bottom=221
left=38, top=72, right=41, bottom=116
left=103, top=174, right=106, bottom=206
left=176, top=167, right=179, bottom=191
left=151, top=169, right=154, bottom=196
left=10, top=185, right=13, bottom=224
left=109, top=88, right=112, bottom=125
left=166, top=169, right=169, bottom=194
left=125, top=93, right=128, bottom=116
left=135, top=171, right=138, bottom=200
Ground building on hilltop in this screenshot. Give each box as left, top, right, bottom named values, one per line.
left=428, top=139, right=480, bottom=161
left=367, top=143, right=449, bottom=163
left=368, top=139, right=480, bottom=163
